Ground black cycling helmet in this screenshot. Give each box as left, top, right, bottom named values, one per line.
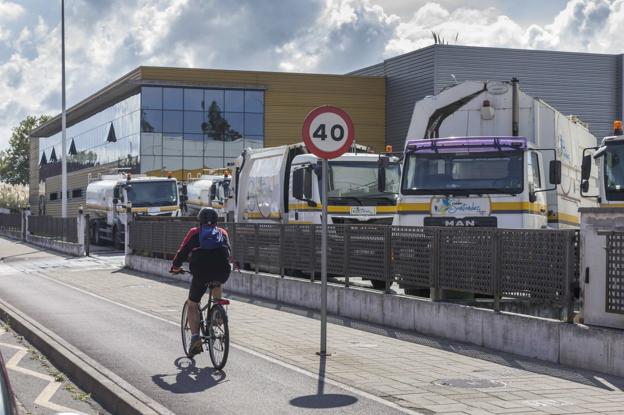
left=198, top=207, right=218, bottom=225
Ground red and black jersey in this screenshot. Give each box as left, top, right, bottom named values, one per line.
left=172, top=225, right=231, bottom=268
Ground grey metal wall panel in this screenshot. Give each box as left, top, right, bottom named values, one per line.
left=434, top=45, right=621, bottom=141
left=351, top=46, right=435, bottom=149
left=350, top=62, right=385, bottom=76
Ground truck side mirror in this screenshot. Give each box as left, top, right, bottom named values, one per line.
left=210, top=184, right=217, bottom=200
left=549, top=160, right=562, bottom=185
left=581, top=180, right=590, bottom=194
left=581, top=154, right=592, bottom=181
left=181, top=184, right=188, bottom=196
left=112, top=198, right=119, bottom=205
left=378, top=157, right=388, bottom=192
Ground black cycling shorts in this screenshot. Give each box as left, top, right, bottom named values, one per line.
left=187, top=248, right=231, bottom=303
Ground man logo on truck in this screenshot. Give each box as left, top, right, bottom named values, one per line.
left=445, top=219, right=476, bottom=227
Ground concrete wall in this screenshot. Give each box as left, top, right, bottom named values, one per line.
left=25, top=234, right=84, bottom=257
left=126, top=254, right=624, bottom=379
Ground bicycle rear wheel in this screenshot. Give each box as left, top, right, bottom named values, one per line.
left=207, top=304, right=229, bottom=370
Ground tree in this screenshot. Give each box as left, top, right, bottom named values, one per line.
left=0, top=115, right=51, bottom=185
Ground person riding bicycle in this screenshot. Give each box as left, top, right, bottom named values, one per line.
left=170, top=207, right=232, bottom=357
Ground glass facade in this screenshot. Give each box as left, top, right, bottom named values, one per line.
left=38, top=93, right=141, bottom=181
left=38, top=85, right=264, bottom=183
left=140, top=86, right=264, bottom=178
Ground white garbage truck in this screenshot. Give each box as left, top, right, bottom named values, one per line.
left=85, top=172, right=182, bottom=249
left=398, top=79, right=598, bottom=229
left=578, top=122, right=624, bottom=329
left=184, top=170, right=232, bottom=220
left=231, top=143, right=401, bottom=225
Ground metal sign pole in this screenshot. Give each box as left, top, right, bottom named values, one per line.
left=320, top=158, right=328, bottom=355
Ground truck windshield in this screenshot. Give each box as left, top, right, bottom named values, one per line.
left=402, top=151, right=524, bottom=195
left=127, top=181, right=178, bottom=207
left=328, top=161, right=400, bottom=204
left=604, top=143, right=624, bottom=200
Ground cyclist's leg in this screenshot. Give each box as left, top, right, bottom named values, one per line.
left=188, top=277, right=209, bottom=336
left=211, top=284, right=222, bottom=300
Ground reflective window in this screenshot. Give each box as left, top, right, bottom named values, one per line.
left=163, top=111, right=183, bottom=133
left=141, top=110, right=162, bottom=133
left=245, top=90, right=263, bottom=113
left=204, top=157, right=224, bottom=169
left=245, top=113, right=263, bottom=136
left=184, top=157, right=204, bottom=177
left=183, top=111, right=205, bottom=134
left=225, top=113, right=244, bottom=139
left=205, top=89, right=224, bottom=111
left=162, top=156, right=183, bottom=180
left=184, top=89, right=205, bottom=111
left=184, top=134, right=204, bottom=157
left=163, top=87, right=183, bottom=110
left=141, top=155, right=162, bottom=174
left=163, top=133, right=183, bottom=156
left=225, top=139, right=244, bottom=158
left=142, top=87, right=162, bottom=109
left=204, top=136, right=223, bottom=159
left=225, top=90, right=244, bottom=112
left=141, top=133, right=162, bottom=156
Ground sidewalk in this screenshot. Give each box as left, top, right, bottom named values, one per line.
left=3, top=243, right=624, bottom=414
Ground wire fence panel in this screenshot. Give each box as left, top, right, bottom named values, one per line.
left=606, top=233, right=624, bottom=315
left=500, top=230, right=573, bottom=304
left=392, top=226, right=435, bottom=288
left=438, top=228, right=496, bottom=295
left=127, top=218, right=578, bottom=309
left=345, top=225, right=388, bottom=283
left=0, top=214, right=21, bottom=231
left=28, top=216, right=77, bottom=243
left=256, top=224, right=282, bottom=272
left=282, top=224, right=314, bottom=275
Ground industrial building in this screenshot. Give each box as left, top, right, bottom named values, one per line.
left=30, top=44, right=624, bottom=216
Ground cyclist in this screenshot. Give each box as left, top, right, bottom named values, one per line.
left=170, top=207, right=232, bottom=357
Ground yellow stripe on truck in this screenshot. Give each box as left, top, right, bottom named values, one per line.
left=491, top=202, right=547, bottom=216
left=397, top=203, right=430, bottom=214
left=287, top=204, right=398, bottom=214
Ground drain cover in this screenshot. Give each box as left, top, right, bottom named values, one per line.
left=433, top=378, right=506, bottom=389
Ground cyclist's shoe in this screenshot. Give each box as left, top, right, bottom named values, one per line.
left=188, top=335, right=203, bottom=357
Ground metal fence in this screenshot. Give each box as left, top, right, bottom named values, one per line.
left=129, top=218, right=578, bottom=308
left=0, top=213, right=21, bottom=231
left=28, top=215, right=78, bottom=243
left=606, top=233, right=624, bottom=315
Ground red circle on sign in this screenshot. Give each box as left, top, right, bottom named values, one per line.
left=302, top=106, right=355, bottom=159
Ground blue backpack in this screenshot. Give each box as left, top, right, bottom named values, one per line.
left=199, top=225, right=226, bottom=250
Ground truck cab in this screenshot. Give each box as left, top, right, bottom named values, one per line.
left=289, top=153, right=400, bottom=225
left=398, top=137, right=560, bottom=228
left=185, top=174, right=231, bottom=220
left=582, top=125, right=624, bottom=206
left=86, top=173, right=181, bottom=248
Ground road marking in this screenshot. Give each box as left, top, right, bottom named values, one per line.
left=24, top=270, right=423, bottom=415
left=0, top=342, right=88, bottom=414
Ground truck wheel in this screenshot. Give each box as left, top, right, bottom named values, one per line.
left=112, top=226, right=123, bottom=250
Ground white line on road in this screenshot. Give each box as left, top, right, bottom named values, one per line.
left=22, top=269, right=423, bottom=415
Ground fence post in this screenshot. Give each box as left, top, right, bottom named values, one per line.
left=279, top=224, right=285, bottom=277
left=125, top=208, right=132, bottom=257
left=77, top=208, right=85, bottom=256
left=384, top=225, right=392, bottom=293
left=492, top=230, right=502, bottom=312
left=254, top=224, right=260, bottom=274
left=344, top=225, right=350, bottom=287
left=310, top=225, right=316, bottom=282
left=84, top=214, right=90, bottom=256
left=562, top=232, right=576, bottom=323
left=430, top=228, right=441, bottom=301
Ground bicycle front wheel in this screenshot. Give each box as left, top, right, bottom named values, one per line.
left=180, top=301, right=196, bottom=358
left=207, top=304, right=229, bottom=370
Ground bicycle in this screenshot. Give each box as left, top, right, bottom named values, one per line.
left=175, top=269, right=230, bottom=370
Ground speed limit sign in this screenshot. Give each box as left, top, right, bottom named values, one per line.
left=302, top=106, right=355, bottom=159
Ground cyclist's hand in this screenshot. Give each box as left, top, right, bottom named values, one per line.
left=233, top=261, right=241, bottom=272
left=170, top=266, right=182, bottom=274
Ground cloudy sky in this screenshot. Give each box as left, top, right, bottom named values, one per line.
left=0, top=0, right=622, bottom=149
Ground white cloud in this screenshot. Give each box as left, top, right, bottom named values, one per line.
left=0, top=1, right=25, bottom=21
left=1, top=0, right=624, bottom=150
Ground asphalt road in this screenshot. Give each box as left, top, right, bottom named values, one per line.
left=0, top=246, right=406, bottom=414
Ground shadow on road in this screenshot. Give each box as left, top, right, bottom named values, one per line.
left=289, top=353, right=358, bottom=409
left=152, top=356, right=227, bottom=394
